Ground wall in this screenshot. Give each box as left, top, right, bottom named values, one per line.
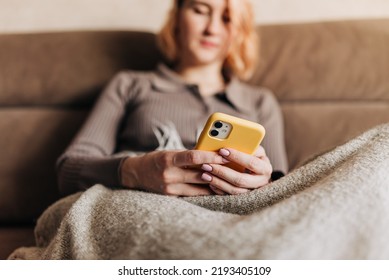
left=1, top=0, right=389, bottom=33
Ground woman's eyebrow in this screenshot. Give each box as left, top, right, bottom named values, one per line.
left=187, top=0, right=212, bottom=9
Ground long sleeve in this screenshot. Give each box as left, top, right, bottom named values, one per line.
left=56, top=72, right=137, bottom=195
left=256, top=89, right=289, bottom=175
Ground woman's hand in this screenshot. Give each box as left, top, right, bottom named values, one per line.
left=200, top=146, right=273, bottom=195
left=120, top=150, right=228, bottom=196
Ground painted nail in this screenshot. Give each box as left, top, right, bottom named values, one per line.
left=219, top=148, right=230, bottom=157
left=201, top=164, right=213, bottom=172
left=201, top=173, right=212, bottom=182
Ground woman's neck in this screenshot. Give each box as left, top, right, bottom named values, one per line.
left=174, top=62, right=226, bottom=97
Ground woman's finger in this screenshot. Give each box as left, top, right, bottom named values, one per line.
left=202, top=164, right=270, bottom=189
left=253, top=145, right=266, bottom=158
left=172, top=150, right=228, bottom=167
left=201, top=172, right=249, bottom=195
left=209, top=184, right=228, bottom=195
left=219, top=148, right=272, bottom=175
left=179, top=168, right=209, bottom=184
left=159, top=166, right=213, bottom=185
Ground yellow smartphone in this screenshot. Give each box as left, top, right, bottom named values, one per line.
left=195, top=112, right=266, bottom=172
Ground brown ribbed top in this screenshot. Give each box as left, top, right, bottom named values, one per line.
left=57, top=64, right=288, bottom=195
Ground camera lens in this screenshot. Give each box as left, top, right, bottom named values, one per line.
left=210, top=130, right=219, bottom=137
left=214, top=121, right=223, bottom=128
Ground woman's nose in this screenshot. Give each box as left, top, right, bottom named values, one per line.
left=204, top=15, right=223, bottom=35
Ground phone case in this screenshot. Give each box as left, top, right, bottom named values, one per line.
left=195, top=112, right=266, bottom=172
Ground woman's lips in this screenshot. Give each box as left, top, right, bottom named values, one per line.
left=200, top=40, right=219, bottom=48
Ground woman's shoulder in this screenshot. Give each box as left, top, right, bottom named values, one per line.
left=228, top=78, right=279, bottom=107
left=237, top=80, right=275, bottom=98
left=109, top=68, right=155, bottom=86
left=103, top=68, right=158, bottom=102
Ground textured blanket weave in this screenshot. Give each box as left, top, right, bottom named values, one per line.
left=9, top=124, right=389, bottom=259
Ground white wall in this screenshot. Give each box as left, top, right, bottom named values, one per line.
left=1, top=0, right=389, bottom=33
left=253, top=0, right=389, bottom=24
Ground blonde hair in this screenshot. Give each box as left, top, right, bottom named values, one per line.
left=157, top=0, right=259, bottom=81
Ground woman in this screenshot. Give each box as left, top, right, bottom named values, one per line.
left=56, top=0, right=288, bottom=197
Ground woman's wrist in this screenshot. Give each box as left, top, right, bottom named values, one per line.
left=120, top=156, right=142, bottom=189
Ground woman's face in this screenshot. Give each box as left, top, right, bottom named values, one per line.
left=176, top=0, right=234, bottom=67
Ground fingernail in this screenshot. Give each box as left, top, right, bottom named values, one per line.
left=219, top=148, right=230, bottom=157
left=201, top=164, right=213, bottom=172
left=201, top=173, right=212, bottom=182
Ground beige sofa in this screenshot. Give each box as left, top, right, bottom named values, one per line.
left=1, top=18, right=388, bottom=259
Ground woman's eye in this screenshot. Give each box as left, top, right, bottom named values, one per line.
left=193, top=5, right=209, bottom=15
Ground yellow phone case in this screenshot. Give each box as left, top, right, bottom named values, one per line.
left=195, top=112, right=266, bottom=172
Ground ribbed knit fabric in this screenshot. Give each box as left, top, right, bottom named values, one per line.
left=57, top=64, right=288, bottom=195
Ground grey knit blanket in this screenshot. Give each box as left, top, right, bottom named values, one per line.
left=9, top=124, right=389, bottom=259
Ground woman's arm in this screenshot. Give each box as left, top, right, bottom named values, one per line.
left=58, top=70, right=238, bottom=197
left=56, top=71, right=138, bottom=195
left=256, top=89, right=289, bottom=175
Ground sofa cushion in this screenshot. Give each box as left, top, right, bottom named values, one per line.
left=0, top=31, right=160, bottom=106
left=253, top=19, right=389, bottom=101
left=282, top=102, right=389, bottom=168
left=0, top=109, right=87, bottom=222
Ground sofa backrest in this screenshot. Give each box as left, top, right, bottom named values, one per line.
left=254, top=19, right=389, bottom=169
left=1, top=19, right=389, bottom=223
left=0, top=32, right=160, bottom=223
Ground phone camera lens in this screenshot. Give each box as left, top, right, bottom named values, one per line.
left=210, top=130, right=219, bottom=137
left=214, top=121, right=223, bottom=128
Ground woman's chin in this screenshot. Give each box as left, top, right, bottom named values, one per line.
left=190, top=55, right=224, bottom=66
